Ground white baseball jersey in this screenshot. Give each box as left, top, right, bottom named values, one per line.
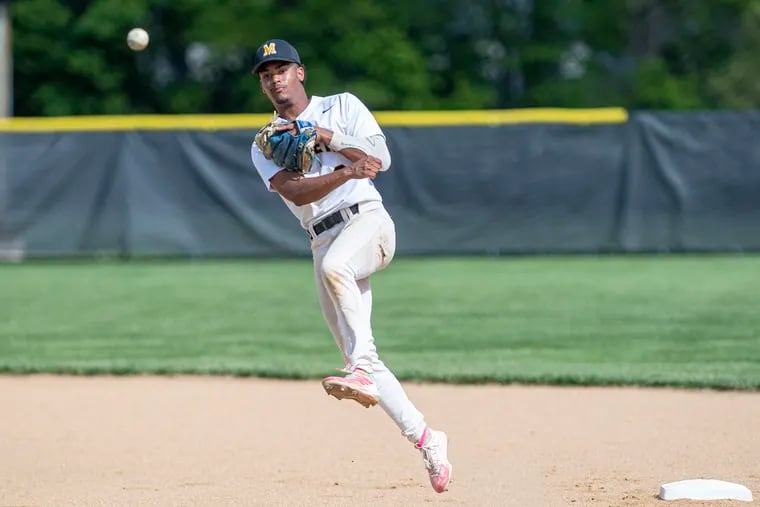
left=250, top=93, right=386, bottom=229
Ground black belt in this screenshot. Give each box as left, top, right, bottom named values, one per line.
left=309, top=204, right=359, bottom=239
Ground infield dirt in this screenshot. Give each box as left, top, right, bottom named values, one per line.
left=1, top=375, right=758, bottom=506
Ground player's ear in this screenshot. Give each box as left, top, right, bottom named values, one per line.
left=297, top=64, right=306, bottom=83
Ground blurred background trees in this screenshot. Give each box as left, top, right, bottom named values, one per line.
left=9, top=0, right=760, bottom=115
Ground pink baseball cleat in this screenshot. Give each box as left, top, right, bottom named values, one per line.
left=416, top=428, right=452, bottom=493
left=321, top=369, right=380, bottom=408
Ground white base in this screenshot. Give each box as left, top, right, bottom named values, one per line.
left=659, top=479, right=753, bottom=502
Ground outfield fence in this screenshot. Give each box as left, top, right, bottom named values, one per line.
left=1, top=109, right=759, bottom=258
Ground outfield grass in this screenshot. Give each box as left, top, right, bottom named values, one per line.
left=1, top=256, right=759, bottom=389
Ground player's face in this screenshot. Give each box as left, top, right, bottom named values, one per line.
left=258, top=62, right=304, bottom=105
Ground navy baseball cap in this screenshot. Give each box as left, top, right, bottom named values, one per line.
left=251, top=39, right=302, bottom=74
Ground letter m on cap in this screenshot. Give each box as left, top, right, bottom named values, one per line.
left=262, top=42, right=277, bottom=56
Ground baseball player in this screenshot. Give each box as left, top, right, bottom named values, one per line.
left=249, top=39, right=452, bottom=493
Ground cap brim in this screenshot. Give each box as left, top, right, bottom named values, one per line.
left=251, top=57, right=301, bottom=74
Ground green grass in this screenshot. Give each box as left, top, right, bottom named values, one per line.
left=1, top=256, right=760, bottom=389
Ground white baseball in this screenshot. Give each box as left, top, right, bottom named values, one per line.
left=127, top=28, right=150, bottom=51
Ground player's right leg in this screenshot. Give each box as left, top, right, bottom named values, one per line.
left=313, top=243, right=381, bottom=408
left=318, top=204, right=395, bottom=372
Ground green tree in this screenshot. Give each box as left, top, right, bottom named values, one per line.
left=13, top=0, right=153, bottom=114
left=708, top=0, right=760, bottom=108
left=10, top=0, right=760, bottom=115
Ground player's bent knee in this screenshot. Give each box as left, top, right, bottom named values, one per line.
left=321, top=259, right=352, bottom=293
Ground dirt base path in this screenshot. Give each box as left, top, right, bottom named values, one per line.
left=1, top=376, right=758, bottom=506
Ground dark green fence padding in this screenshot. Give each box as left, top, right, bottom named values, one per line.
left=1, top=110, right=758, bottom=257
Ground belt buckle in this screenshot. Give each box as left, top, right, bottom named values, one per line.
left=341, top=203, right=359, bottom=222
left=309, top=204, right=358, bottom=241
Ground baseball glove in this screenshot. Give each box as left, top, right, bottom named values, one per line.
left=254, top=119, right=318, bottom=174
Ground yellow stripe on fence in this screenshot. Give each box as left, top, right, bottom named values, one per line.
left=375, top=108, right=628, bottom=126
left=0, top=108, right=627, bottom=132
left=0, top=114, right=275, bottom=132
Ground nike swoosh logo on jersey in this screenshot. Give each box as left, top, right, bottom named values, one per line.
left=322, top=104, right=335, bottom=113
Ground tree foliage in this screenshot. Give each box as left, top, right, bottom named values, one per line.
left=10, top=0, right=760, bottom=115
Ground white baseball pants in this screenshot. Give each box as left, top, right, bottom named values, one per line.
left=311, top=202, right=426, bottom=442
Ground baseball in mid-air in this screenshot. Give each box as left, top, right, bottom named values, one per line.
left=127, top=28, right=150, bottom=51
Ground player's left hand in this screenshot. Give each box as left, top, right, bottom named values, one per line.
left=275, top=122, right=333, bottom=148
left=255, top=119, right=318, bottom=174
left=274, top=119, right=312, bottom=135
